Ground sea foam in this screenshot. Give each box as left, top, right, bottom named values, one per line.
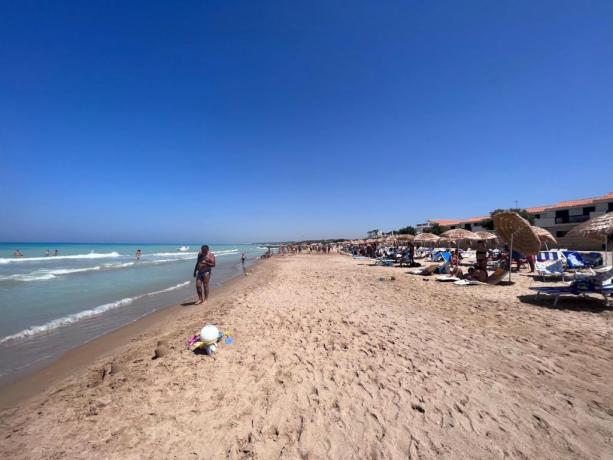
left=0, top=280, right=191, bottom=344
left=0, top=251, right=121, bottom=264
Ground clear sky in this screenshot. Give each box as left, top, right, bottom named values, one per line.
left=1, top=1, right=612, bottom=243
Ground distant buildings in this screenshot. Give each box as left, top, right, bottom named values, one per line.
left=416, top=192, right=613, bottom=249
left=366, top=229, right=381, bottom=239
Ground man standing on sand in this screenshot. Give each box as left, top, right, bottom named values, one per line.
left=193, top=245, right=216, bottom=304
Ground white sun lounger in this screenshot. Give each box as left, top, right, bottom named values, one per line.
left=535, top=260, right=566, bottom=281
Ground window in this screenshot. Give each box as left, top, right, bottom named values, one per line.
left=556, top=231, right=567, bottom=237
left=609, top=202, right=613, bottom=212
left=555, top=210, right=569, bottom=224
left=464, top=223, right=472, bottom=230
left=534, top=214, right=540, bottom=219
left=583, top=206, right=595, bottom=215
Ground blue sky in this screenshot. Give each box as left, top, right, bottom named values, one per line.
left=1, top=1, right=612, bottom=243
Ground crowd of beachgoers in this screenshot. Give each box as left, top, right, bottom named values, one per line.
left=269, top=219, right=612, bottom=306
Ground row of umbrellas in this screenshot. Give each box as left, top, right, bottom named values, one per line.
left=347, top=212, right=612, bottom=267
left=349, top=226, right=556, bottom=247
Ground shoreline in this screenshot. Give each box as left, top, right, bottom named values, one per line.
left=1, top=254, right=611, bottom=458
left=0, top=257, right=266, bottom=410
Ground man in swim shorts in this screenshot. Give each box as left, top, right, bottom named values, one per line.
left=193, top=245, right=216, bottom=304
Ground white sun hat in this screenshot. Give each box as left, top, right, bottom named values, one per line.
left=200, top=325, right=220, bottom=345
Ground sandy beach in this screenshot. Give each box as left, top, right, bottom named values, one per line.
left=1, top=254, right=612, bottom=459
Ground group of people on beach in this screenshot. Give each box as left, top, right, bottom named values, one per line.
left=13, top=249, right=59, bottom=257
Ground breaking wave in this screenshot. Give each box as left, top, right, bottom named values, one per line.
left=0, top=281, right=191, bottom=344
left=0, top=252, right=121, bottom=264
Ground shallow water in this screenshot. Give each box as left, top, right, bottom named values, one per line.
left=0, top=242, right=266, bottom=385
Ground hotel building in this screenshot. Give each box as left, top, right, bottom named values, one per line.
left=416, top=192, right=613, bottom=250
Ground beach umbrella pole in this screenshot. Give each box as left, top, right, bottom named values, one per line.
left=509, top=235, right=512, bottom=282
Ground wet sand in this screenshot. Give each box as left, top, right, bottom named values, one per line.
left=1, top=255, right=612, bottom=459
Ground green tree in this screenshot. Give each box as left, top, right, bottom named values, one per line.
left=429, top=222, right=443, bottom=235
left=396, top=226, right=416, bottom=235
left=482, top=208, right=534, bottom=230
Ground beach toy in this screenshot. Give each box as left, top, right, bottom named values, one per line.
left=206, top=344, right=217, bottom=355
left=200, top=325, right=220, bottom=346
left=224, top=336, right=234, bottom=345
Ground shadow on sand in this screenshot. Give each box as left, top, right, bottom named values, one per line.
left=517, top=294, right=611, bottom=313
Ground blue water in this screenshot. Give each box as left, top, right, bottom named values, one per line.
left=0, top=243, right=266, bottom=384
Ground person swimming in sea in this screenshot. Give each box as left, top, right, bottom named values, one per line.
left=45, top=249, right=50, bottom=256
left=241, top=253, right=246, bottom=265
left=135, top=249, right=141, bottom=260
left=53, top=249, right=59, bottom=256
left=193, top=245, right=216, bottom=304
left=14, top=249, right=23, bottom=257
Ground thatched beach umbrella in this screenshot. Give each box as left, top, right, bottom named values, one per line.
left=383, top=235, right=398, bottom=245
left=440, top=228, right=478, bottom=241
left=396, top=234, right=415, bottom=242
left=567, top=212, right=613, bottom=265
left=494, top=212, right=541, bottom=282
left=532, top=226, right=557, bottom=250
left=440, top=228, right=478, bottom=263
left=414, top=232, right=439, bottom=244
left=474, top=231, right=497, bottom=241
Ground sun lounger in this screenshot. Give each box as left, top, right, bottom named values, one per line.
left=535, top=260, right=566, bottom=281
left=375, top=258, right=395, bottom=267
left=581, top=252, right=604, bottom=268
left=562, top=251, right=587, bottom=269
left=531, top=279, right=612, bottom=306
left=486, top=268, right=509, bottom=285
left=537, top=251, right=562, bottom=262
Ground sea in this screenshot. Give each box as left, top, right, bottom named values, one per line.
left=0, top=242, right=267, bottom=386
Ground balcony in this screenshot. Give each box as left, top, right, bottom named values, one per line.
left=555, top=215, right=589, bottom=224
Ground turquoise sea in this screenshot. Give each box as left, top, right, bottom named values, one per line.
left=0, top=242, right=266, bottom=385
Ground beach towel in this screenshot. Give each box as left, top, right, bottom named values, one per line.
left=537, top=251, right=560, bottom=262
left=453, top=279, right=483, bottom=286
left=535, top=260, right=565, bottom=280
left=562, top=252, right=586, bottom=269
left=435, top=275, right=461, bottom=282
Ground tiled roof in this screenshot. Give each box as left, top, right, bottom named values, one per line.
left=432, top=192, right=612, bottom=227
left=432, top=219, right=460, bottom=226
left=525, top=192, right=613, bottom=214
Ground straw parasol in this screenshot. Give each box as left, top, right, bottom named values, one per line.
left=383, top=235, right=397, bottom=244
left=567, top=212, right=613, bottom=265
left=440, top=228, right=478, bottom=241
left=440, top=228, right=478, bottom=264
left=396, top=234, right=415, bottom=242
left=474, top=231, right=497, bottom=241
left=414, top=232, right=440, bottom=244
left=493, top=212, right=541, bottom=282
left=532, top=226, right=557, bottom=250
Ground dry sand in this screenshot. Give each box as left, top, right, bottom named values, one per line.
left=1, top=254, right=612, bottom=459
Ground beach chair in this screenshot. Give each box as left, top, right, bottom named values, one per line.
left=562, top=251, right=587, bottom=269
left=531, top=278, right=612, bottom=306
left=581, top=252, right=604, bottom=268
left=537, top=251, right=561, bottom=262
left=486, top=268, right=509, bottom=285
left=535, top=260, right=566, bottom=281
left=375, top=258, right=395, bottom=267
